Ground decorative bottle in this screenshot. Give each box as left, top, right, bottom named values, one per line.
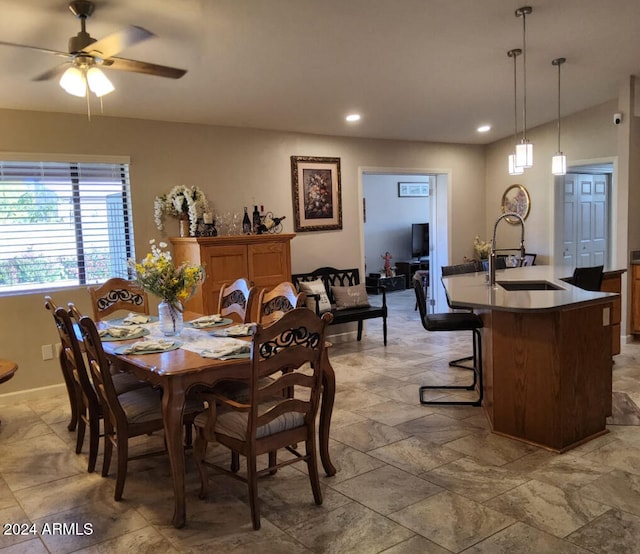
left=242, top=207, right=251, bottom=234
left=252, top=205, right=261, bottom=234
left=258, top=214, right=286, bottom=234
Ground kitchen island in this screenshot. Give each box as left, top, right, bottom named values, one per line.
left=442, top=265, right=617, bottom=452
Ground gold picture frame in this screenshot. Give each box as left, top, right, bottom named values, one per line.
left=291, top=156, right=342, bottom=232
left=501, top=184, right=530, bottom=224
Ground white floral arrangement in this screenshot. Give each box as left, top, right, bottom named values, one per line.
left=154, top=185, right=209, bottom=237
left=473, top=236, right=492, bottom=260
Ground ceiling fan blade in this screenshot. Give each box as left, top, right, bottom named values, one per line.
left=33, top=63, right=71, bottom=82
left=103, top=56, right=187, bottom=79
left=0, top=40, right=69, bottom=58
left=82, top=25, right=154, bottom=60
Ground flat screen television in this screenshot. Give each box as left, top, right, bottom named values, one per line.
left=411, top=223, right=429, bottom=260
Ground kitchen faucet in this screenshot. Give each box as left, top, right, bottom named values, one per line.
left=489, top=212, right=526, bottom=287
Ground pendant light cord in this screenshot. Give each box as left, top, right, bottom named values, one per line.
left=521, top=11, right=527, bottom=141
left=556, top=60, right=560, bottom=151
left=508, top=49, right=522, bottom=145
left=553, top=57, right=566, bottom=152
left=516, top=7, right=532, bottom=143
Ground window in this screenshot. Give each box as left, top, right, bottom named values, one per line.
left=0, top=157, right=135, bottom=294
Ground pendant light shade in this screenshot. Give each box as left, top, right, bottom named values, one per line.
left=515, top=6, right=533, bottom=169
left=516, top=140, right=533, bottom=168
left=552, top=153, right=567, bottom=175
left=552, top=57, right=567, bottom=176
left=509, top=153, right=524, bottom=175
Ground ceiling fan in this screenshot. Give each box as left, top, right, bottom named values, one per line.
left=0, top=0, right=186, bottom=98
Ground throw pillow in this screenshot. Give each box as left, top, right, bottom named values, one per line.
left=331, top=283, right=371, bottom=310
left=298, top=279, right=332, bottom=314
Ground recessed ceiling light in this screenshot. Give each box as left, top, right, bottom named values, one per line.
left=477, top=124, right=491, bottom=133
left=346, top=113, right=361, bottom=122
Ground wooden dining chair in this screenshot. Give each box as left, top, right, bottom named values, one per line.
left=256, top=281, right=306, bottom=326
left=76, top=310, right=203, bottom=499
left=88, top=277, right=149, bottom=321
left=218, top=278, right=257, bottom=323
left=44, top=296, right=80, bottom=434
left=193, top=308, right=332, bottom=530
left=47, top=299, right=148, bottom=473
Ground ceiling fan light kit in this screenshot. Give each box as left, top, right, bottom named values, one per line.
left=0, top=0, right=186, bottom=118
left=59, top=66, right=86, bottom=97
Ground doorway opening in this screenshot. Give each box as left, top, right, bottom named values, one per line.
left=360, top=169, right=450, bottom=313
left=554, top=162, right=613, bottom=269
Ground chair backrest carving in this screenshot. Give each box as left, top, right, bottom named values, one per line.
left=88, top=277, right=149, bottom=321
left=257, top=281, right=305, bottom=326
left=218, top=278, right=256, bottom=323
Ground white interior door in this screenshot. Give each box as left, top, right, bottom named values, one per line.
left=561, top=172, right=609, bottom=268
left=562, top=173, right=578, bottom=267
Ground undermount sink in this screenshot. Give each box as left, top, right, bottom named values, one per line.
left=497, top=280, right=565, bottom=291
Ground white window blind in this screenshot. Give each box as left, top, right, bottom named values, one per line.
left=0, top=160, right=135, bottom=293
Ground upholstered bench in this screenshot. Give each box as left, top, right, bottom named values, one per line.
left=291, top=267, right=388, bottom=345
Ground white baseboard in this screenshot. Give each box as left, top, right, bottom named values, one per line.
left=0, top=383, right=67, bottom=404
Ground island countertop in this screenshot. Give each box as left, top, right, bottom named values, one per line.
left=442, top=265, right=618, bottom=313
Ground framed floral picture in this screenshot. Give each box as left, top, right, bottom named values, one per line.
left=290, top=156, right=342, bottom=232
left=501, top=184, right=530, bottom=224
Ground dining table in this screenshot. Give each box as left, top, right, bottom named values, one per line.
left=100, top=311, right=336, bottom=529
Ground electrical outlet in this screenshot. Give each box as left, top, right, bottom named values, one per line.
left=41, top=344, right=54, bottom=360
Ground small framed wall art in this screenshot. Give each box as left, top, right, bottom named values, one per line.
left=398, top=182, right=430, bottom=197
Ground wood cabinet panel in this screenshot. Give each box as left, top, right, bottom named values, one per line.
left=488, top=302, right=612, bottom=452
left=631, top=265, right=640, bottom=334
left=248, top=242, right=290, bottom=288
left=170, top=234, right=294, bottom=315
left=601, top=270, right=623, bottom=355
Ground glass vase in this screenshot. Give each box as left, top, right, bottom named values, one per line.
left=158, top=301, right=184, bottom=336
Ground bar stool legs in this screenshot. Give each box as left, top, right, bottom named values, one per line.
left=419, top=328, right=483, bottom=407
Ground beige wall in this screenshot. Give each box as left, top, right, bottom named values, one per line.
left=0, top=107, right=486, bottom=394
left=484, top=99, right=619, bottom=263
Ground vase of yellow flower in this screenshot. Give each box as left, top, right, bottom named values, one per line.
left=158, top=300, right=184, bottom=336
left=128, top=240, right=205, bottom=336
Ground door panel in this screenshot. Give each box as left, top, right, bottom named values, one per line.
left=561, top=173, right=609, bottom=269
left=562, top=174, right=577, bottom=267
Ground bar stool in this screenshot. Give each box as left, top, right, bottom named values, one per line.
left=0, top=359, right=19, bottom=425
left=414, top=273, right=483, bottom=406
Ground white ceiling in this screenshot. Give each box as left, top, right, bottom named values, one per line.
left=0, top=0, right=638, bottom=145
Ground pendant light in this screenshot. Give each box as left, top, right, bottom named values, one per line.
left=507, top=48, right=524, bottom=175
left=551, top=57, right=567, bottom=175
left=515, top=6, right=533, bottom=169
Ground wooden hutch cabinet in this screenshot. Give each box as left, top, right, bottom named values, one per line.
left=170, top=234, right=294, bottom=315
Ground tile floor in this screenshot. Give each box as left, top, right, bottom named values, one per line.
left=1, top=289, right=640, bottom=553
